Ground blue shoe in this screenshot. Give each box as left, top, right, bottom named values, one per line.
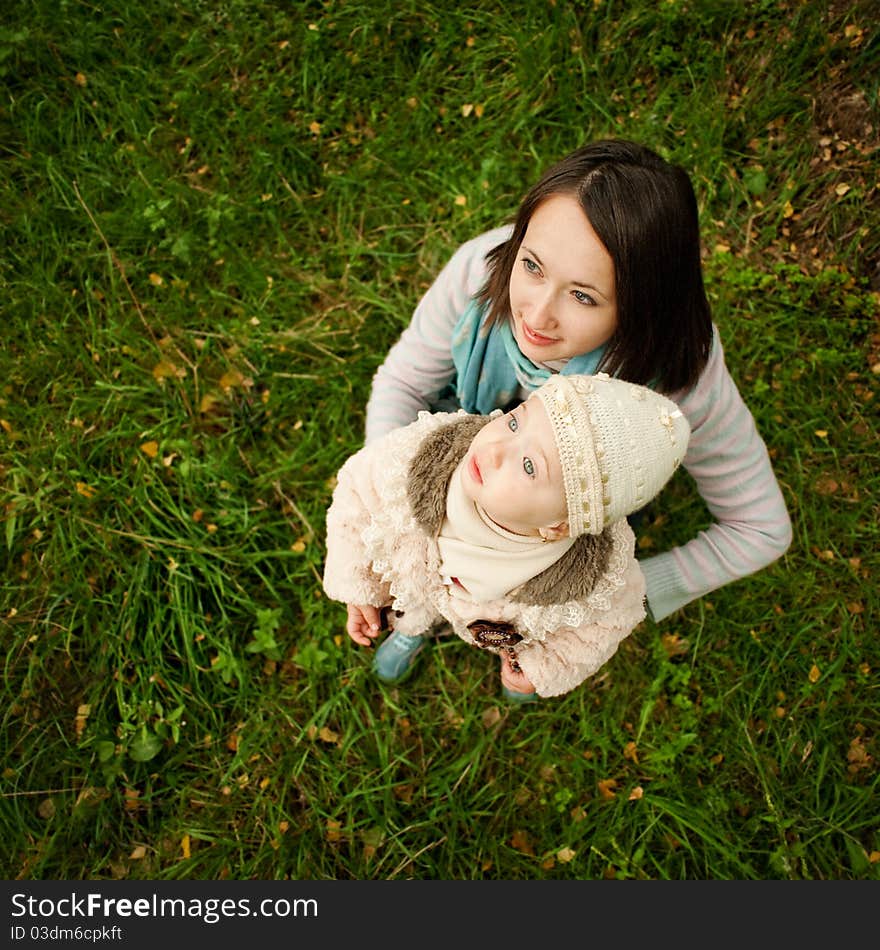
left=502, top=685, right=538, bottom=704
left=372, top=630, right=428, bottom=684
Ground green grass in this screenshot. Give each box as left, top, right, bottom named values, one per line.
left=2, top=0, right=878, bottom=880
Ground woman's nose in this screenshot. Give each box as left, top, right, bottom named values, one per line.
left=530, top=291, right=555, bottom=328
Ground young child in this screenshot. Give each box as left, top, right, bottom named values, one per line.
left=365, top=139, right=792, bottom=631
left=322, top=373, right=690, bottom=701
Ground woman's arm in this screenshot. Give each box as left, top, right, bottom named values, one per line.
left=639, top=327, right=793, bottom=620
left=365, top=225, right=511, bottom=443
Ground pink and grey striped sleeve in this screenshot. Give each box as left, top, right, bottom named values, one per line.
left=638, top=328, right=792, bottom=619
left=364, top=225, right=512, bottom=444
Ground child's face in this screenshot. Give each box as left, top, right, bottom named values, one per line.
left=508, top=193, right=618, bottom=362
left=460, top=396, right=568, bottom=537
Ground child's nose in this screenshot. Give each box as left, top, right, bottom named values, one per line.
left=487, top=439, right=505, bottom=468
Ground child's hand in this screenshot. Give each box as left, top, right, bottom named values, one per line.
left=346, top=604, right=384, bottom=646
left=500, top=652, right=536, bottom=696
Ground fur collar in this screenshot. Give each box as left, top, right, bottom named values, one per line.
left=406, top=415, right=612, bottom=605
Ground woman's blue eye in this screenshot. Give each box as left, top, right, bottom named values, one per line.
left=523, top=457, right=535, bottom=477
left=507, top=414, right=519, bottom=432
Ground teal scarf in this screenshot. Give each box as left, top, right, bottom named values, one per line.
left=451, top=299, right=606, bottom=414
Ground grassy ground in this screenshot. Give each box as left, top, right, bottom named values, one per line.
left=1, top=0, right=878, bottom=880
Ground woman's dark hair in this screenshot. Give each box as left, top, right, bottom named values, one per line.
left=476, top=139, right=713, bottom=394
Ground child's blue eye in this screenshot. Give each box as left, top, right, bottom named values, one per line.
left=507, top=414, right=519, bottom=432
left=523, top=457, right=535, bottom=477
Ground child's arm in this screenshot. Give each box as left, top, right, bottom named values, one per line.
left=500, top=652, right=536, bottom=695
left=514, top=621, right=633, bottom=699
left=322, top=449, right=391, bottom=613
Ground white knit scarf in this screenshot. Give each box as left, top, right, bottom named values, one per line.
left=437, top=460, right=574, bottom=602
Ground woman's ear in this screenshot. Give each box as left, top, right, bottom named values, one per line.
left=538, top=521, right=569, bottom=542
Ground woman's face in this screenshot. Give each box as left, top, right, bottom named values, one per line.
left=508, top=193, right=618, bottom=363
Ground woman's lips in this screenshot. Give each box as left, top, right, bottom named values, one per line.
left=521, top=319, right=558, bottom=346
left=467, top=455, right=482, bottom=484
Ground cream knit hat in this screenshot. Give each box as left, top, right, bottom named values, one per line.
left=532, top=373, right=690, bottom=537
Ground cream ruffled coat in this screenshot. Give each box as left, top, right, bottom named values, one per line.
left=322, top=410, right=647, bottom=698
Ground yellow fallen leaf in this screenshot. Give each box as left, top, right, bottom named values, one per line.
left=139, top=440, right=159, bottom=458
left=510, top=830, right=534, bottom=855
left=74, top=704, right=91, bottom=739
left=148, top=273, right=164, bottom=286
left=181, top=834, right=190, bottom=859
left=629, top=786, right=644, bottom=801
left=318, top=726, right=340, bottom=744
left=461, top=103, right=474, bottom=117
left=835, top=183, right=851, bottom=197
left=219, top=369, right=245, bottom=391
left=123, top=788, right=141, bottom=812
left=661, top=632, right=690, bottom=657
left=808, top=664, right=821, bottom=683
left=557, top=847, right=577, bottom=863
left=783, top=201, right=794, bottom=219
left=75, top=481, right=96, bottom=499
left=152, top=359, right=185, bottom=382
left=814, top=429, right=828, bottom=438
left=130, top=845, right=146, bottom=860
left=199, top=392, right=221, bottom=414
left=597, top=778, right=617, bottom=800
left=847, top=737, right=871, bottom=771
left=75, top=72, right=87, bottom=86
left=454, top=195, right=467, bottom=206
left=309, top=121, right=322, bottom=134
left=291, top=538, right=306, bottom=553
